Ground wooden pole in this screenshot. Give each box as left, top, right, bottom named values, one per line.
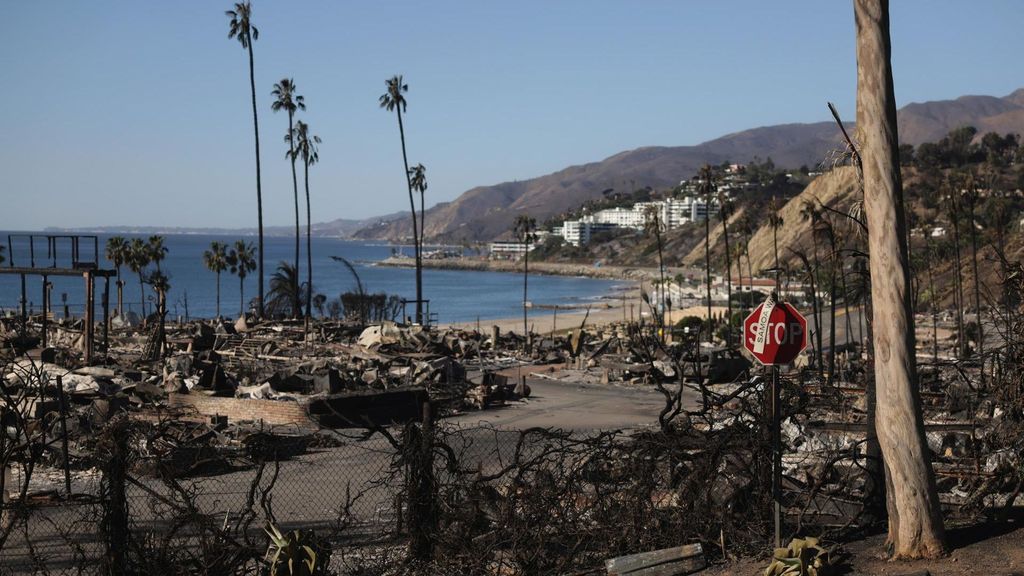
left=102, top=276, right=110, bottom=352
left=83, top=271, right=94, bottom=363
left=41, top=276, right=48, bottom=348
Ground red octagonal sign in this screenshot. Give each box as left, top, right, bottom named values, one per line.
left=743, top=298, right=808, bottom=366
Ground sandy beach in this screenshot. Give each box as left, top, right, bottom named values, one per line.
left=441, top=280, right=732, bottom=336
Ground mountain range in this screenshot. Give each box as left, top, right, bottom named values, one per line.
left=352, top=88, right=1024, bottom=243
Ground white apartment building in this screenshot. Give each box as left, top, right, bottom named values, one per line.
left=561, top=217, right=619, bottom=246
left=489, top=241, right=537, bottom=258
left=593, top=206, right=647, bottom=229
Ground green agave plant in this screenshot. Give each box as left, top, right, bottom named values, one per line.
left=265, top=522, right=321, bottom=576
left=763, top=537, right=839, bottom=576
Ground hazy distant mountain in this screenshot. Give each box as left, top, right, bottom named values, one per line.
left=354, top=88, right=1024, bottom=242
left=46, top=212, right=405, bottom=238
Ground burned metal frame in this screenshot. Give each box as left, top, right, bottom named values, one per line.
left=2, top=234, right=115, bottom=361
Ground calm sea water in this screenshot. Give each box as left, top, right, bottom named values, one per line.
left=0, top=233, right=621, bottom=324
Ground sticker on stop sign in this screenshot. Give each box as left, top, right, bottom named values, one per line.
left=742, top=297, right=808, bottom=366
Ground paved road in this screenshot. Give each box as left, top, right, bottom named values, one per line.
left=2, top=375, right=671, bottom=573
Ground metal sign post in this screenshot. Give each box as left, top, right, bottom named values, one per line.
left=742, top=294, right=808, bottom=549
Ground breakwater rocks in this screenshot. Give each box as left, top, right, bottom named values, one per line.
left=377, top=256, right=657, bottom=281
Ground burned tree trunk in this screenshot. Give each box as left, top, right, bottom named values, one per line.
left=854, top=0, right=946, bottom=558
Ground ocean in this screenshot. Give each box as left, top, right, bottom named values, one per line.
left=0, top=233, right=622, bottom=324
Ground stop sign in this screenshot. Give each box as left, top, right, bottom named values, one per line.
left=742, top=297, right=808, bottom=366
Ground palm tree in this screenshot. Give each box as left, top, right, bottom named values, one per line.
left=272, top=78, right=306, bottom=318
left=126, top=238, right=151, bottom=317
left=227, top=240, right=257, bottom=316
left=379, top=75, right=422, bottom=324
left=105, top=236, right=128, bottom=316
left=203, top=241, right=229, bottom=318
left=513, top=215, right=537, bottom=348
left=265, top=262, right=302, bottom=319
left=147, top=235, right=168, bottom=272
left=226, top=2, right=264, bottom=317
left=799, top=200, right=825, bottom=372
left=287, top=120, right=321, bottom=322
left=408, top=163, right=428, bottom=256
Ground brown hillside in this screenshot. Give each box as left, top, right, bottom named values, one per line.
left=352, top=89, right=1023, bottom=243
left=744, top=167, right=861, bottom=273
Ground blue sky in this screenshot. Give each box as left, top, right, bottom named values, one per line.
left=1, top=1, right=1021, bottom=230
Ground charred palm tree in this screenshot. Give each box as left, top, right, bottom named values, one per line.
left=379, top=75, right=422, bottom=324
left=644, top=205, right=667, bottom=341
left=768, top=197, right=784, bottom=295
left=945, top=178, right=967, bottom=358
left=287, top=120, right=321, bottom=323
left=813, top=212, right=839, bottom=382
left=962, top=176, right=984, bottom=370
left=800, top=200, right=825, bottom=371
left=272, top=78, right=306, bottom=317
left=791, top=246, right=822, bottom=378
left=146, top=270, right=170, bottom=358
left=226, top=2, right=264, bottom=316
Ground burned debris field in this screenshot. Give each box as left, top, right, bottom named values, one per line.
left=4, top=1, right=1024, bottom=575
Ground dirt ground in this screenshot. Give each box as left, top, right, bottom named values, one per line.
left=704, top=517, right=1024, bottom=576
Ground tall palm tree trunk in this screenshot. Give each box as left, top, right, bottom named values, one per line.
left=216, top=272, right=221, bottom=319
left=745, top=238, right=754, bottom=301
left=656, top=231, right=666, bottom=342
left=247, top=33, right=264, bottom=318
left=704, top=182, right=712, bottom=334
left=855, top=0, right=945, bottom=558
left=305, top=160, right=313, bottom=321
left=239, top=277, right=245, bottom=316
left=722, top=217, right=733, bottom=346
left=523, top=244, right=529, bottom=350
left=138, top=273, right=146, bottom=318
left=396, top=109, right=422, bottom=324
left=772, top=224, right=781, bottom=295
left=288, top=111, right=301, bottom=318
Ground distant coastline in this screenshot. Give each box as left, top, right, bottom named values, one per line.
left=377, top=255, right=660, bottom=282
